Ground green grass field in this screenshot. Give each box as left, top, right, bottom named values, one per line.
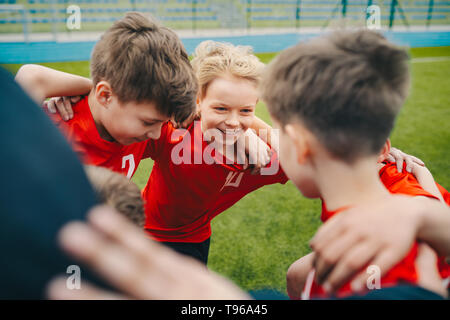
left=2, top=46, right=449, bottom=295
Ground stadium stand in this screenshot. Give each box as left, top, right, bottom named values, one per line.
left=0, top=0, right=449, bottom=34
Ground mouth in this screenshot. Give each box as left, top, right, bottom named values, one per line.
left=218, top=128, right=242, bottom=137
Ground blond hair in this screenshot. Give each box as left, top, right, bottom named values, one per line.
left=191, top=41, right=265, bottom=98
left=84, top=165, right=145, bottom=228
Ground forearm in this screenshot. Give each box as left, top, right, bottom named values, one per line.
left=250, top=116, right=279, bottom=153
left=15, top=64, right=92, bottom=104
left=413, top=164, right=445, bottom=202
left=416, top=197, right=450, bottom=256
left=250, top=116, right=272, bottom=143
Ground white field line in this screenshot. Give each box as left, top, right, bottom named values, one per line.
left=411, top=57, right=450, bottom=63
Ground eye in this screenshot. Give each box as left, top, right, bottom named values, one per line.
left=241, top=108, right=253, bottom=114
left=142, top=120, right=156, bottom=127
left=214, top=106, right=227, bottom=112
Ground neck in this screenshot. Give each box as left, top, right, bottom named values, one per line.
left=88, top=90, right=115, bottom=142
left=314, top=155, right=389, bottom=212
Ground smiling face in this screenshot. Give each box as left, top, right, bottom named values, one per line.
left=199, top=74, right=258, bottom=145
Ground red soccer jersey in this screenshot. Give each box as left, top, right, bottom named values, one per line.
left=142, top=120, right=288, bottom=243
left=306, top=161, right=446, bottom=299
left=380, top=162, right=450, bottom=285
left=45, top=96, right=150, bottom=178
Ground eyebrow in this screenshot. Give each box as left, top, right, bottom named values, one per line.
left=141, top=118, right=166, bottom=123
left=212, top=101, right=255, bottom=108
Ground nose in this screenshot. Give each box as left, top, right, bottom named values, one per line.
left=146, top=123, right=163, bottom=140
left=224, top=112, right=240, bottom=128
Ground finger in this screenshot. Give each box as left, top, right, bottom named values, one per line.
left=386, top=155, right=395, bottom=163
left=46, top=276, right=127, bottom=300
left=87, top=206, right=160, bottom=260
left=396, top=158, right=404, bottom=173
left=63, top=97, right=74, bottom=120
left=55, top=98, right=70, bottom=121
left=411, top=156, right=425, bottom=166
left=87, top=207, right=243, bottom=300
left=322, top=240, right=379, bottom=294
left=251, top=164, right=261, bottom=175
left=310, top=213, right=348, bottom=253
left=58, top=220, right=153, bottom=299
left=70, top=95, right=82, bottom=104
left=348, top=248, right=400, bottom=293
left=405, top=157, right=414, bottom=173
left=46, top=99, right=57, bottom=114
left=314, top=232, right=362, bottom=285
left=236, top=137, right=248, bottom=169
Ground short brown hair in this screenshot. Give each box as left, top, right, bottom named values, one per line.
left=84, top=165, right=145, bottom=228
left=261, top=30, right=410, bottom=162
left=90, top=12, right=197, bottom=123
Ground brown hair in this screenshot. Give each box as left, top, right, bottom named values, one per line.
left=191, top=41, right=265, bottom=99
left=261, top=30, right=410, bottom=162
left=90, top=12, right=197, bottom=123
left=84, top=165, right=145, bottom=228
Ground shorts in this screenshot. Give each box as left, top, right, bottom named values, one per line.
left=161, top=237, right=211, bottom=265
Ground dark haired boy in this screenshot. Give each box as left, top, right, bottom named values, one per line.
left=261, top=29, right=448, bottom=299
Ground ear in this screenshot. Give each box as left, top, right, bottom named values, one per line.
left=377, top=138, right=391, bottom=163
left=285, top=124, right=311, bottom=165
left=94, top=81, right=113, bottom=108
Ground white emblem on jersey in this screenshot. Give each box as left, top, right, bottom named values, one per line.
left=220, top=172, right=244, bottom=191
left=122, top=154, right=135, bottom=179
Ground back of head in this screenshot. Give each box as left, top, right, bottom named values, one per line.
left=84, top=165, right=145, bottom=228
left=91, top=12, right=197, bottom=123
left=262, top=30, right=410, bottom=162
left=191, top=41, right=265, bottom=98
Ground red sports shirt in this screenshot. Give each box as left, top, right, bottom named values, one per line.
left=142, top=121, right=288, bottom=243
left=45, top=96, right=150, bottom=178
left=305, top=161, right=447, bottom=299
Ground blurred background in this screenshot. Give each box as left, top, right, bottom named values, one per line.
left=1, top=0, right=450, bottom=62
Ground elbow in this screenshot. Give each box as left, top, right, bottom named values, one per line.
left=15, top=64, right=45, bottom=103
left=15, top=64, right=42, bottom=86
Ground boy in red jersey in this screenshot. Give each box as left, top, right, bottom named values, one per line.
left=141, top=41, right=288, bottom=263
left=15, top=12, right=197, bottom=178
left=286, top=139, right=450, bottom=299
left=260, top=29, right=449, bottom=299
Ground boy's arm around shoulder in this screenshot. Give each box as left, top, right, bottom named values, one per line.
left=15, top=64, right=92, bottom=105
left=411, top=163, right=445, bottom=203
left=249, top=116, right=279, bottom=154
left=310, top=195, right=450, bottom=294
left=286, top=252, right=315, bottom=299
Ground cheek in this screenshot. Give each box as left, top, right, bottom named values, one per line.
left=115, top=116, right=143, bottom=138
left=240, top=116, right=254, bottom=130
left=202, top=111, right=222, bottom=130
